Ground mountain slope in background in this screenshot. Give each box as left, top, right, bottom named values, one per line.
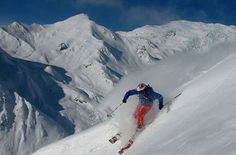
left=1, top=14, right=236, bottom=155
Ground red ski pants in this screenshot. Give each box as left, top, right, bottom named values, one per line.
left=135, top=105, right=152, bottom=127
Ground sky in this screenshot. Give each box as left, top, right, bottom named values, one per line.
left=0, top=0, right=236, bottom=31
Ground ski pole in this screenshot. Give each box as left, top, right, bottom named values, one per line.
left=107, top=102, right=124, bottom=118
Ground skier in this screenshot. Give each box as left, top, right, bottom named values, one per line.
left=109, top=83, right=179, bottom=154
left=122, top=83, right=163, bottom=130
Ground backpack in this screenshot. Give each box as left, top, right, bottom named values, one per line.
left=144, top=84, right=153, bottom=92
left=138, top=84, right=153, bottom=98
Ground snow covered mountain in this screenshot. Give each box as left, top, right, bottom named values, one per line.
left=1, top=14, right=236, bottom=155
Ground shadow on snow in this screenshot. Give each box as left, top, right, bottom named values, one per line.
left=0, top=48, right=75, bottom=134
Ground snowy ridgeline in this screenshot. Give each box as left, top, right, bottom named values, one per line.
left=0, top=14, right=236, bottom=155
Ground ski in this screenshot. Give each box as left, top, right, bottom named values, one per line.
left=118, top=128, right=143, bottom=154
left=118, top=139, right=134, bottom=154
left=109, top=133, right=121, bottom=144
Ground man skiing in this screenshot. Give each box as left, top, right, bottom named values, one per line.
left=109, top=83, right=178, bottom=154
left=122, top=83, right=163, bottom=129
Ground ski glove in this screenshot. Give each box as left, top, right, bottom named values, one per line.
left=159, top=104, right=163, bottom=110
left=122, top=99, right=127, bottom=103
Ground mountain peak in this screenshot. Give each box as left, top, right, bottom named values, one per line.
left=7, top=21, right=26, bottom=30
left=52, top=13, right=93, bottom=28
left=66, top=13, right=90, bottom=22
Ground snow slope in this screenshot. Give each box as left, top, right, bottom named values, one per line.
left=1, top=14, right=236, bottom=155
left=33, top=42, right=236, bottom=155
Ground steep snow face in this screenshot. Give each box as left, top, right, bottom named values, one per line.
left=33, top=42, right=236, bottom=155
left=1, top=14, right=236, bottom=155
left=0, top=48, right=72, bottom=155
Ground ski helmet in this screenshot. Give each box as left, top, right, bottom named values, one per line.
left=137, top=83, right=146, bottom=91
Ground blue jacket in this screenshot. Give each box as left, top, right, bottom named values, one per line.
left=122, top=87, right=163, bottom=106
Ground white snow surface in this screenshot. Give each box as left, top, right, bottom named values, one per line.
left=1, top=14, right=236, bottom=155
left=33, top=42, right=236, bottom=155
